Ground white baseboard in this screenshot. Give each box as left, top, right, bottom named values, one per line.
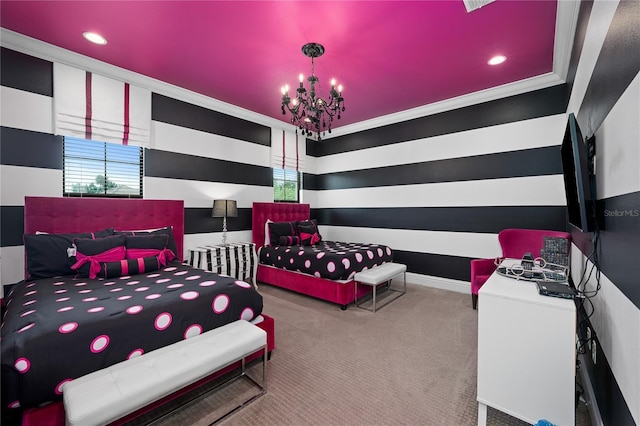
left=401, top=272, right=470, bottom=294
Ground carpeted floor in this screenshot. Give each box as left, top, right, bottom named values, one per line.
left=154, top=283, right=592, bottom=426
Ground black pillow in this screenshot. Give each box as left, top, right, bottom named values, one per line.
left=278, top=235, right=301, bottom=246
left=297, top=220, right=322, bottom=245
left=115, top=227, right=177, bottom=257
left=24, top=228, right=114, bottom=278
left=268, top=221, right=298, bottom=246
left=73, top=235, right=127, bottom=277
left=74, top=234, right=127, bottom=255
left=125, top=234, right=168, bottom=250
left=100, top=255, right=161, bottom=278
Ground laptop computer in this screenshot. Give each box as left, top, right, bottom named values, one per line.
left=536, top=281, right=577, bottom=299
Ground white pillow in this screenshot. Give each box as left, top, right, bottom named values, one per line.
left=264, top=219, right=273, bottom=246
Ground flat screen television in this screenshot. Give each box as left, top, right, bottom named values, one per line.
left=561, top=113, right=595, bottom=232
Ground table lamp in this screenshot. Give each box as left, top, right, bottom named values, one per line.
left=212, top=199, right=237, bottom=245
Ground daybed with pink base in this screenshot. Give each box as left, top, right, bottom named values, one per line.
left=252, top=202, right=393, bottom=309
left=1, top=196, right=275, bottom=426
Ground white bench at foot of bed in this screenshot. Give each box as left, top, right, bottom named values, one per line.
left=63, top=320, right=267, bottom=426
left=354, top=262, right=407, bottom=312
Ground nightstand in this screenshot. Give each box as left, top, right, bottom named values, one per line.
left=186, top=242, right=257, bottom=285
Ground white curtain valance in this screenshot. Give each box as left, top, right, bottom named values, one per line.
left=271, top=129, right=306, bottom=172
left=54, top=63, right=151, bottom=147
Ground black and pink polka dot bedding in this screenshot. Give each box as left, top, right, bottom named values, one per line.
left=0, top=261, right=263, bottom=411
left=259, top=241, right=393, bottom=281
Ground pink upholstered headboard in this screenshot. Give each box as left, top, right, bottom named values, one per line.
left=252, top=202, right=310, bottom=247
left=24, top=197, right=185, bottom=262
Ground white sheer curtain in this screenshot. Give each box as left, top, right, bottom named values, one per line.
left=53, top=63, right=151, bottom=147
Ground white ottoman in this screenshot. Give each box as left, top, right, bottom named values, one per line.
left=354, top=262, right=407, bottom=312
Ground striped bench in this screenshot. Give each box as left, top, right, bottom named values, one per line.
left=63, top=320, right=267, bottom=425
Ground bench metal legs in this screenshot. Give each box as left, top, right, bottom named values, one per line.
left=355, top=272, right=406, bottom=312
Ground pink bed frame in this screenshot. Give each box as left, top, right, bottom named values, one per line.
left=252, top=202, right=370, bottom=309
left=15, top=197, right=275, bottom=426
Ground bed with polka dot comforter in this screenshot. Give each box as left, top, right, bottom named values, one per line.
left=259, top=241, right=394, bottom=281
left=0, top=261, right=263, bottom=411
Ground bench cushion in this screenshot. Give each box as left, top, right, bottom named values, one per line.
left=354, top=262, right=406, bottom=285
left=64, top=320, right=266, bottom=426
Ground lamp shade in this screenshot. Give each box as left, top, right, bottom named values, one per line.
left=212, top=200, right=238, bottom=218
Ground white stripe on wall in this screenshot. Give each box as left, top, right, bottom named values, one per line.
left=321, top=226, right=501, bottom=260
left=595, top=72, right=640, bottom=199
left=313, top=175, right=567, bottom=209
left=316, top=114, right=567, bottom=174
left=1, top=246, right=25, bottom=292
left=0, top=86, right=53, bottom=134
left=144, top=176, right=273, bottom=209
left=570, top=244, right=640, bottom=424
left=0, top=165, right=61, bottom=205
left=152, top=121, right=270, bottom=167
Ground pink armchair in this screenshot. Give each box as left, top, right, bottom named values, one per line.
left=471, top=228, right=571, bottom=309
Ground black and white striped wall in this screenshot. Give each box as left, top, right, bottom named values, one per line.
left=305, top=82, right=570, bottom=292
left=0, top=43, right=282, bottom=291
left=564, top=1, right=639, bottom=424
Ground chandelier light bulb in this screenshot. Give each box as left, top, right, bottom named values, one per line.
left=292, top=99, right=298, bottom=106
left=299, top=74, right=304, bottom=83
left=281, top=86, right=286, bottom=95
left=331, top=78, right=336, bottom=87
left=338, top=85, right=343, bottom=93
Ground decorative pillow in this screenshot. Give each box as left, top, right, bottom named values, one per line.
left=23, top=228, right=115, bottom=278
left=99, top=255, right=161, bottom=278
left=72, top=235, right=127, bottom=278
left=125, top=234, right=175, bottom=265
left=115, top=227, right=178, bottom=259
left=297, top=220, right=322, bottom=245
left=268, top=221, right=298, bottom=246
left=264, top=219, right=273, bottom=246
left=278, top=235, right=301, bottom=246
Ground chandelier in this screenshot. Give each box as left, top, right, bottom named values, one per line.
left=280, top=43, right=345, bottom=141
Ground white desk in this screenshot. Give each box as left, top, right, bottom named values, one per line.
left=477, top=259, right=576, bottom=426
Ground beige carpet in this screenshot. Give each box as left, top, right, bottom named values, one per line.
left=152, top=283, right=592, bottom=426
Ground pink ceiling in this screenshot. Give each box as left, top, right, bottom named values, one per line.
left=0, top=1, right=558, bottom=129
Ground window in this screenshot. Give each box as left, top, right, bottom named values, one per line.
left=63, top=137, right=143, bottom=197
left=273, top=168, right=299, bottom=202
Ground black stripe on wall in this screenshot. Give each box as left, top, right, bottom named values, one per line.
left=0, top=127, right=63, bottom=169
left=572, top=191, right=640, bottom=309
left=313, top=206, right=567, bottom=234
left=1, top=48, right=53, bottom=97
left=0, top=206, right=25, bottom=247
left=393, top=250, right=472, bottom=282
left=152, top=93, right=271, bottom=146
left=578, top=0, right=640, bottom=138
left=565, top=1, right=594, bottom=101
left=308, top=84, right=568, bottom=157
left=184, top=207, right=252, bottom=235
left=145, top=149, right=272, bottom=187
left=308, top=146, right=562, bottom=191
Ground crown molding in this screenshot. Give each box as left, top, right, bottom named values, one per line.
left=327, top=0, right=580, bottom=139
left=0, top=28, right=296, bottom=133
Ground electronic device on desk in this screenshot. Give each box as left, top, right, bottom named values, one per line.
left=536, top=281, right=577, bottom=299
left=496, top=254, right=569, bottom=283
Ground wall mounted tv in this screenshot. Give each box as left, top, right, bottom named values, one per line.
left=561, top=113, right=596, bottom=233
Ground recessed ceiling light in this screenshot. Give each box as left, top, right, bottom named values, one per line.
left=83, top=32, right=107, bottom=45
left=488, top=55, right=506, bottom=66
